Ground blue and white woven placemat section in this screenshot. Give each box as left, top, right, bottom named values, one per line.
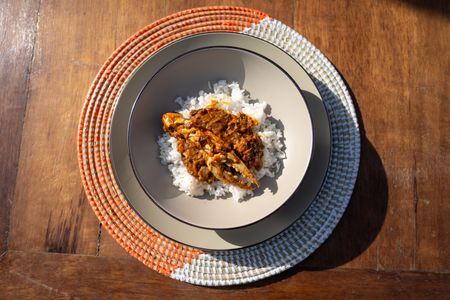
left=171, top=17, right=361, bottom=286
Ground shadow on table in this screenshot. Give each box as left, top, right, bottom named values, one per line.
left=296, top=136, right=387, bottom=271
left=209, top=72, right=388, bottom=289
left=396, top=0, right=449, bottom=18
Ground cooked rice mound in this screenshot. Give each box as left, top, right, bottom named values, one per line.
left=158, top=80, right=285, bottom=201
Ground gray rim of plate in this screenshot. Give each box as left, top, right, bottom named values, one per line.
left=109, top=32, right=331, bottom=250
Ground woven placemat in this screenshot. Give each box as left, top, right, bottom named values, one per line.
left=78, top=6, right=360, bottom=286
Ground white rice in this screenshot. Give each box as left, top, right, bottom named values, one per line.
left=157, top=80, right=285, bottom=201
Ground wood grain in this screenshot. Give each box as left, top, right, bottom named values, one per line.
left=1, top=0, right=449, bottom=298
left=1, top=250, right=449, bottom=299
left=166, top=0, right=295, bottom=27
left=410, top=1, right=450, bottom=272
left=0, top=0, right=40, bottom=254
left=295, top=0, right=450, bottom=272
left=7, top=0, right=120, bottom=255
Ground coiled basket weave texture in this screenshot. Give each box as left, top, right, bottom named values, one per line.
left=78, top=6, right=360, bottom=286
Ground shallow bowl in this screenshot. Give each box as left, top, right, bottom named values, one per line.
left=128, top=38, right=314, bottom=229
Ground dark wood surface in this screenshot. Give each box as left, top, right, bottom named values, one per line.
left=1, top=0, right=449, bottom=298
left=1, top=250, right=449, bottom=299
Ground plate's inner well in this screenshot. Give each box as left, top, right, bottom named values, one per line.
left=128, top=47, right=313, bottom=229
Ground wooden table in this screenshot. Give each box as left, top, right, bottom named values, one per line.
left=1, top=0, right=449, bottom=298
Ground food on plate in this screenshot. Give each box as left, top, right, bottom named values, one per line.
left=162, top=108, right=262, bottom=190
left=190, top=107, right=264, bottom=171
left=158, top=81, right=285, bottom=201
